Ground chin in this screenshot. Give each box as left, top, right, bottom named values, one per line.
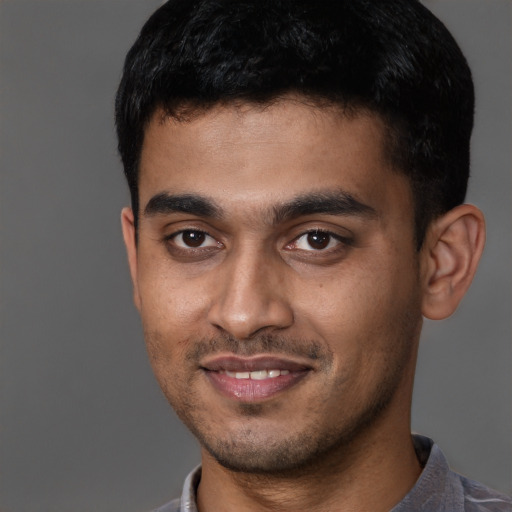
left=201, top=429, right=337, bottom=475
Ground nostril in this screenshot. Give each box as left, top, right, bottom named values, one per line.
left=207, top=296, right=294, bottom=340
left=206, top=255, right=294, bottom=338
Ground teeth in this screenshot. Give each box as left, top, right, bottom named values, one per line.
left=250, top=370, right=268, bottom=380
left=223, top=369, right=289, bottom=380
left=233, top=371, right=250, bottom=379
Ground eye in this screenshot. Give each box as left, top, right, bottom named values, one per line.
left=289, top=230, right=346, bottom=252
left=170, top=230, right=220, bottom=249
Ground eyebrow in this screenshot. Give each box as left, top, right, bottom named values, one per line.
left=143, top=190, right=377, bottom=223
left=272, top=191, right=377, bottom=224
left=144, top=193, right=223, bottom=218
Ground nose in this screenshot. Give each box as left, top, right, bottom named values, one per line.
left=207, top=249, right=294, bottom=340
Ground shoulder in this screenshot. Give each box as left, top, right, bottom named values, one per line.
left=394, top=435, right=512, bottom=512
left=459, top=474, right=512, bottom=512
left=151, top=498, right=181, bottom=512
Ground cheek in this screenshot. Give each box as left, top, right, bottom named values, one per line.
left=137, top=253, right=210, bottom=334
left=136, top=282, right=205, bottom=380
left=293, top=254, right=420, bottom=351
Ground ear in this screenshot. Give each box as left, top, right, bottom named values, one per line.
left=421, top=204, right=485, bottom=320
left=121, top=207, right=142, bottom=311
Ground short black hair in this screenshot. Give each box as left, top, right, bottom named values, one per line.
left=115, top=0, right=474, bottom=247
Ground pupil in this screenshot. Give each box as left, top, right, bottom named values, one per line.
left=183, top=231, right=205, bottom=247
left=307, top=232, right=329, bottom=250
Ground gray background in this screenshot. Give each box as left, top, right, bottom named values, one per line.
left=0, top=1, right=510, bottom=510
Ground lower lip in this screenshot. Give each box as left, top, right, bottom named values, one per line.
left=204, top=370, right=309, bottom=401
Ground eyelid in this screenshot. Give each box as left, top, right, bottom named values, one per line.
left=171, top=229, right=218, bottom=248
left=285, top=228, right=353, bottom=252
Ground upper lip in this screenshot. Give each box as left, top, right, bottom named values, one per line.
left=200, top=355, right=312, bottom=373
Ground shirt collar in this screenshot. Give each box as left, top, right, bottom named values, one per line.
left=390, top=434, right=464, bottom=512
left=180, top=464, right=201, bottom=512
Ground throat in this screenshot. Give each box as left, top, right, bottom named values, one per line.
left=196, top=431, right=422, bottom=512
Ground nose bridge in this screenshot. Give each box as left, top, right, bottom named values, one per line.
left=207, top=244, right=293, bottom=339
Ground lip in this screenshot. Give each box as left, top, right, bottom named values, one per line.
left=201, top=355, right=312, bottom=402
left=201, top=355, right=311, bottom=373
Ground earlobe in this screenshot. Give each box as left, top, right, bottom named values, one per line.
left=121, top=207, right=142, bottom=311
left=421, top=204, right=485, bottom=320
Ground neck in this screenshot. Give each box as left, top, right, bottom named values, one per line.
left=196, top=413, right=421, bottom=512
left=196, top=340, right=423, bottom=512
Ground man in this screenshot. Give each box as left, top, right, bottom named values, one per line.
left=115, top=1, right=512, bottom=511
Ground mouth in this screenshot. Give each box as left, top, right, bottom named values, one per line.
left=221, top=368, right=290, bottom=379
left=200, top=355, right=312, bottom=402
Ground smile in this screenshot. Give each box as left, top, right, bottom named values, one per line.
left=201, top=356, right=311, bottom=401
left=221, top=369, right=290, bottom=380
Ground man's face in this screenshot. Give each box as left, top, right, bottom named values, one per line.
left=123, top=99, right=424, bottom=474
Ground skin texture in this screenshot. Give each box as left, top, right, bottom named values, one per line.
left=122, top=98, right=485, bottom=512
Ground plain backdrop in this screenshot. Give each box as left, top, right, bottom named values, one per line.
left=0, top=1, right=510, bottom=511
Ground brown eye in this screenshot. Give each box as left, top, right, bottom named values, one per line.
left=165, top=228, right=223, bottom=260
left=170, top=230, right=220, bottom=250
left=307, top=231, right=330, bottom=250
left=288, top=230, right=349, bottom=253
left=181, top=230, right=206, bottom=247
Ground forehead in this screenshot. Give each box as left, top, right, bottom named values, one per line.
left=138, top=99, right=412, bottom=221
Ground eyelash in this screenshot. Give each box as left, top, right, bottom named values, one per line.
left=163, top=228, right=353, bottom=258
left=287, top=230, right=353, bottom=253
left=164, top=229, right=221, bottom=251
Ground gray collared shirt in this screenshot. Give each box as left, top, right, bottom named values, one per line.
left=153, top=435, right=512, bottom=512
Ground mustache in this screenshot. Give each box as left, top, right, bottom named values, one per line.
left=186, top=332, right=331, bottom=363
